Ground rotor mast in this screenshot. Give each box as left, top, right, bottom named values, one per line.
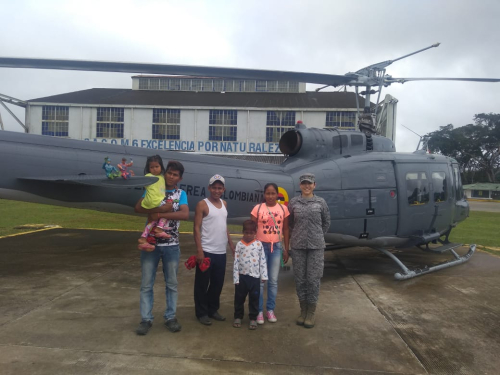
left=354, top=43, right=441, bottom=137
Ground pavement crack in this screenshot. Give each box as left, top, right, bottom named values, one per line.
left=348, top=272, right=429, bottom=375
left=0, top=343, right=424, bottom=374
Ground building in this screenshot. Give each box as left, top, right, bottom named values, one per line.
left=464, top=183, right=500, bottom=200
left=24, top=76, right=397, bottom=154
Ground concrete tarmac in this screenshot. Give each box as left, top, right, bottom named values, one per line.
left=1, top=229, right=500, bottom=374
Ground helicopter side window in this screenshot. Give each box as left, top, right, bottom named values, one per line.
left=406, top=172, right=430, bottom=206
left=431, top=172, right=448, bottom=203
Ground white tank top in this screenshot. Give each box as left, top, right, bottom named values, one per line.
left=201, top=198, right=228, bottom=254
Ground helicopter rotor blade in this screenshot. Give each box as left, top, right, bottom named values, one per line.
left=355, top=43, right=440, bottom=75
left=386, top=77, right=500, bottom=84
left=0, top=57, right=354, bottom=87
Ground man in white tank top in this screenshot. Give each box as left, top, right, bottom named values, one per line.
left=193, top=174, right=236, bottom=325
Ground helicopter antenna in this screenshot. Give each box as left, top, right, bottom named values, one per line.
left=401, top=124, right=429, bottom=152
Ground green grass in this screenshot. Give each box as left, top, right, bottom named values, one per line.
left=0, top=199, right=240, bottom=237
left=1, top=200, right=498, bottom=250
left=449, top=211, right=500, bottom=249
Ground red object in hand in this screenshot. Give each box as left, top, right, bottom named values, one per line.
left=185, top=256, right=197, bottom=270
left=198, top=257, right=211, bottom=272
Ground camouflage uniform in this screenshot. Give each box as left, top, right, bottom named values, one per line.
left=288, top=195, right=330, bottom=304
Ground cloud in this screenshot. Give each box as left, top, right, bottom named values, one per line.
left=1, top=0, right=499, bottom=152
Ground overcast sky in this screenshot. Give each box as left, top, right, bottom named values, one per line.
left=1, top=0, right=499, bottom=152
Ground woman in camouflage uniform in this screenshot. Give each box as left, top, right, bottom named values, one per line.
left=288, top=173, right=330, bottom=328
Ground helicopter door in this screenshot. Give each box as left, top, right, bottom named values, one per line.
left=428, top=165, right=453, bottom=231
left=396, top=164, right=434, bottom=236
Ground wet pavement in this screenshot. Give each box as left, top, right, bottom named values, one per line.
left=1, top=229, right=500, bottom=374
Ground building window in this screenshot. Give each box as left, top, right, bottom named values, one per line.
left=159, top=79, right=168, bottom=90
left=152, top=109, right=180, bottom=140
left=150, top=79, right=159, bottom=90
left=256, top=80, right=267, bottom=91
left=288, top=81, right=299, bottom=92
left=244, top=80, right=255, bottom=92
left=277, top=81, right=288, bottom=91
left=213, top=79, right=223, bottom=92
left=192, top=79, right=202, bottom=91
left=96, top=108, right=124, bottom=138
left=471, top=190, right=489, bottom=198
left=406, top=172, right=430, bottom=205
left=169, top=79, right=180, bottom=91
left=209, top=110, right=237, bottom=141
left=266, top=111, right=295, bottom=142
left=432, top=172, right=448, bottom=203
left=326, top=111, right=356, bottom=129
left=180, top=79, right=190, bottom=91
left=224, top=80, right=234, bottom=92
left=42, top=106, right=69, bottom=137
left=139, top=78, right=149, bottom=89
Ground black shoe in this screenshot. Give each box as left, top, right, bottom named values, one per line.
left=198, top=315, right=212, bottom=325
left=165, top=318, right=182, bottom=332
left=136, top=321, right=152, bottom=335
left=209, top=311, right=226, bottom=321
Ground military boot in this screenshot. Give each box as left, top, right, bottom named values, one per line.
left=296, top=300, right=308, bottom=326
left=304, top=303, right=317, bottom=328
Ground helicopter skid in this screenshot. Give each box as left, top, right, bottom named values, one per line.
left=372, top=244, right=476, bottom=280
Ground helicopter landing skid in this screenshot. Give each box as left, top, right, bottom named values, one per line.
left=371, top=244, right=476, bottom=280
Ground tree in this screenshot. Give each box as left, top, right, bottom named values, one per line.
left=426, top=113, right=500, bottom=183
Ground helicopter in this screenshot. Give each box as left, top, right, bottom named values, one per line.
left=1, top=43, right=498, bottom=280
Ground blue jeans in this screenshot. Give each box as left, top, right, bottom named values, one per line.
left=259, top=242, right=282, bottom=312
left=140, top=244, right=180, bottom=322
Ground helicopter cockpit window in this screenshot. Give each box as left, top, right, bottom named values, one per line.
left=453, top=166, right=464, bottom=200
left=406, top=172, right=430, bottom=205
left=431, top=172, right=448, bottom=203
left=332, top=135, right=348, bottom=151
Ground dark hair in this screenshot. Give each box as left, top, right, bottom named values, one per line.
left=242, top=220, right=257, bottom=232
left=264, top=183, right=279, bottom=193
left=144, top=155, right=165, bottom=175
left=166, top=160, right=185, bottom=177
left=261, top=182, right=279, bottom=202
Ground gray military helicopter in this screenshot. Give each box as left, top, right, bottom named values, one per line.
left=1, top=43, right=498, bottom=280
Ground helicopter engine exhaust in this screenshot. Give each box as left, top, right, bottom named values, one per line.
left=279, top=130, right=302, bottom=156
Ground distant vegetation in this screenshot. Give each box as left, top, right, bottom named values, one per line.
left=426, top=113, right=500, bottom=183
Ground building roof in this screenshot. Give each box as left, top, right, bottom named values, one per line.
left=131, top=75, right=224, bottom=79
left=28, top=89, right=370, bottom=109
left=463, top=183, right=500, bottom=191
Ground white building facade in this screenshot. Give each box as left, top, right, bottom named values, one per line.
left=25, top=76, right=397, bottom=154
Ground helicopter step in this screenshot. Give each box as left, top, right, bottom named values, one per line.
left=421, top=242, right=462, bottom=254
left=372, top=244, right=476, bottom=281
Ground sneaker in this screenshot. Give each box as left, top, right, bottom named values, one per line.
left=266, top=310, right=277, bottom=323
left=136, top=321, right=152, bottom=335
left=257, top=312, right=264, bottom=325
left=209, top=311, right=226, bottom=321
left=165, top=318, right=181, bottom=332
